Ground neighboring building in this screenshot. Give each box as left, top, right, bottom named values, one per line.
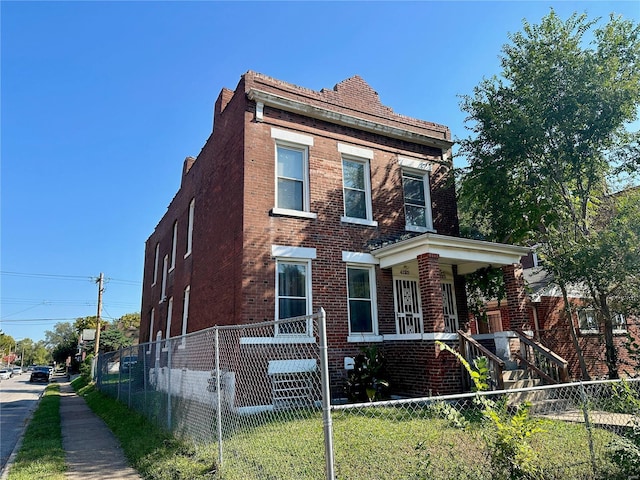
left=469, top=252, right=639, bottom=380
left=140, top=71, right=532, bottom=399
left=523, top=254, right=638, bottom=379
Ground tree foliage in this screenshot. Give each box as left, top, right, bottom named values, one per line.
left=458, top=10, right=640, bottom=378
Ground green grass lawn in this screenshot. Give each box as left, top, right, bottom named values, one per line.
left=8, top=376, right=633, bottom=480
left=7, top=383, right=66, bottom=480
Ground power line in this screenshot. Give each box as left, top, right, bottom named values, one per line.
left=0, top=271, right=94, bottom=281
left=1, top=271, right=142, bottom=285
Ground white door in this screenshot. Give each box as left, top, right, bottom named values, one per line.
left=393, top=278, right=423, bottom=335
left=441, top=281, right=459, bottom=333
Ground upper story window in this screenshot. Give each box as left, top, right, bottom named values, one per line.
left=271, top=128, right=316, bottom=219
left=578, top=308, right=598, bottom=333
left=399, top=156, right=434, bottom=232
left=185, top=198, right=194, bottom=258
left=152, top=243, right=159, bottom=286
left=163, top=296, right=173, bottom=351
left=160, top=254, right=168, bottom=303
left=170, top=221, right=178, bottom=271
left=339, top=143, right=377, bottom=227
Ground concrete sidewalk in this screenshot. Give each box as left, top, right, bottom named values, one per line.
left=59, top=379, right=142, bottom=479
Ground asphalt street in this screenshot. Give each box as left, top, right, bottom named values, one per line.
left=0, top=373, right=47, bottom=473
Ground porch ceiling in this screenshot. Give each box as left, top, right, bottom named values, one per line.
left=372, top=233, right=530, bottom=275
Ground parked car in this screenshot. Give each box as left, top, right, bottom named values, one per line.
left=120, top=356, right=138, bottom=373
left=29, top=366, right=51, bottom=383
left=12, top=366, right=22, bottom=375
left=0, top=369, right=12, bottom=380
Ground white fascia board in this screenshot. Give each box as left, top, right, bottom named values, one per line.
left=248, top=89, right=454, bottom=151
left=373, top=233, right=530, bottom=269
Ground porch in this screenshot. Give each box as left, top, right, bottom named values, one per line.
left=370, top=233, right=568, bottom=395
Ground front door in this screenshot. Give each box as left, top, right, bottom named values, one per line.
left=441, top=281, right=459, bottom=333
left=393, top=278, right=423, bottom=335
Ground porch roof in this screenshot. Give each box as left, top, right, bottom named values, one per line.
left=371, top=233, right=530, bottom=275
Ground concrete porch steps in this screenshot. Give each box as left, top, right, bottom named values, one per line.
left=501, top=369, right=570, bottom=414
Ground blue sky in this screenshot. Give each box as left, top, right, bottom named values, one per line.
left=2, top=1, right=638, bottom=343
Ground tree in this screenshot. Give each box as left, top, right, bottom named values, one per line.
left=458, top=10, right=640, bottom=379
left=45, top=322, right=78, bottom=364
left=97, top=328, right=133, bottom=352
left=112, top=312, right=140, bottom=331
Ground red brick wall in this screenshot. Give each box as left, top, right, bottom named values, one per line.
left=535, top=296, right=639, bottom=379
left=141, top=72, right=463, bottom=398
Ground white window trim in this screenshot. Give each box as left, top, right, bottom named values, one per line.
left=271, top=127, right=314, bottom=146
left=578, top=308, right=598, bottom=334
left=347, top=334, right=384, bottom=343
left=162, top=296, right=173, bottom=352
left=152, top=243, right=159, bottom=286
left=272, top=245, right=317, bottom=259
left=340, top=146, right=376, bottom=225
left=402, top=167, right=434, bottom=232
left=346, top=264, right=379, bottom=338
left=179, top=285, right=190, bottom=348
left=146, top=308, right=155, bottom=354
left=271, top=207, right=318, bottom=219
left=272, top=127, right=314, bottom=216
left=185, top=198, right=194, bottom=258
left=170, top=221, right=178, bottom=272
left=613, top=313, right=627, bottom=334
left=341, top=216, right=378, bottom=227
left=160, top=255, right=168, bottom=303
left=274, top=258, right=313, bottom=338
left=398, top=155, right=432, bottom=172
left=342, top=251, right=378, bottom=265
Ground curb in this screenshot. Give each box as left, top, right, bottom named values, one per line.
left=0, top=387, right=45, bottom=480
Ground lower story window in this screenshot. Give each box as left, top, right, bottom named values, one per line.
left=578, top=309, right=597, bottom=332
left=277, top=260, right=311, bottom=335
left=613, top=313, right=627, bottom=332
left=347, top=266, right=376, bottom=334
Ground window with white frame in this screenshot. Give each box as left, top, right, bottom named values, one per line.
left=152, top=243, right=159, bottom=285
left=578, top=309, right=598, bottom=333
left=185, top=198, right=194, bottom=257
left=271, top=128, right=314, bottom=217
left=339, top=143, right=376, bottom=226
left=160, top=255, right=168, bottom=302
left=613, top=313, right=627, bottom=332
left=180, top=285, right=190, bottom=345
left=347, top=265, right=377, bottom=335
left=170, top=221, right=178, bottom=271
left=164, top=296, right=173, bottom=347
left=402, top=169, right=433, bottom=231
left=146, top=308, right=155, bottom=353
left=276, top=260, right=311, bottom=335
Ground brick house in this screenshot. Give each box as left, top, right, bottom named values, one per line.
left=139, top=71, right=532, bottom=399
left=523, top=254, right=638, bottom=380
left=468, top=252, right=639, bottom=381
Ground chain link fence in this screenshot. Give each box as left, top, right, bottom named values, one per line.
left=95, top=312, right=640, bottom=479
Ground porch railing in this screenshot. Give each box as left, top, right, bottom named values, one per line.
left=457, top=330, right=505, bottom=391
left=513, top=329, right=569, bottom=384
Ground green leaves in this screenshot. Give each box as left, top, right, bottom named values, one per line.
left=458, top=10, right=640, bottom=245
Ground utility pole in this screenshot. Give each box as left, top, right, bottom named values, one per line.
left=94, top=273, right=104, bottom=355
